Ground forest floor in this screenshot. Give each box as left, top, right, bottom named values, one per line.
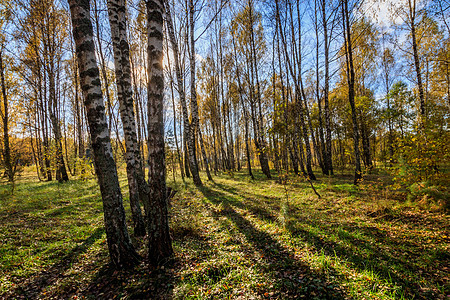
left=0, top=167, right=448, bottom=299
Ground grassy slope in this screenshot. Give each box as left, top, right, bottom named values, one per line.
left=0, top=167, right=448, bottom=299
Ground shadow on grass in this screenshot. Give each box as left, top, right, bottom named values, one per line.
left=284, top=207, right=447, bottom=299
left=76, top=257, right=175, bottom=300
left=210, top=182, right=281, bottom=222
left=207, top=179, right=447, bottom=299
left=75, top=196, right=214, bottom=299
left=198, top=185, right=348, bottom=299
left=4, top=227, right=105, bottom=299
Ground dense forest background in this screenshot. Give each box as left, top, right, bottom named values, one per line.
left=0, top=0, right=449, bottom=298
left=0, top=0, right=448, bottom=196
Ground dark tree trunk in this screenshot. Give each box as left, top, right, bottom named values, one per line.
left=409, top=0, right=426, bottom=123
left=322, top=0, right=333, bottom=175
left=37, top=59, right=52, bottom=181
left=184, top=138, right=191, bottom=177
left=248, top=2, right=271, bottom=179
left=314, top=0, right=327, bottom=175
left=360, top=116, right=372, bottom=170
left=243, top=105, right=254, bottom=180
left=189, top=0, right=212, bottom=181
left=342, top=0, right=362, bottom=184
left=0, top=50, right=13, bottom=182
left=48, top=69, right=69, bottom=182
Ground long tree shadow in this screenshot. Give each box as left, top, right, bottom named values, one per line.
left=285, top=207, right=447, bottom=299
left=210, top=182, right=281, bottom=223
left=198, top=185, right=348, bottom=299
left=203, top=182, right=448, bottom=299
left=3, top=227, right=105, bottom=299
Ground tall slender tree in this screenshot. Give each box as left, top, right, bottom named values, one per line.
left=189, top=0, right=212, bottom=181
left=0, top=48, right=13, bottom=182
left=166, top=2, right=202, bottom=186
left=321, top=0, right=334, bottom=175
left=342, top=0, right=362, bottom=184
left=408, top=0, right=426, bottom=123
left=68, top=0, right=140, bottom=269
left=146, top=0, right=173, bottom=265
left=106, top=0, right=146, bottom=236
left=275, top=0, right=315, bottom=180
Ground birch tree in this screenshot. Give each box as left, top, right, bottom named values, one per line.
left=106, top=0, right=146, bottom=236
left=146, top=0, right=173, bottom=265
left=68, top=0, right=140, bottom=269
left=166, top=2, right=202, bottom=186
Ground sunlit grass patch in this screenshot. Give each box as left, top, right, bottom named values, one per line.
left=0, top=168, right=448, bottom=299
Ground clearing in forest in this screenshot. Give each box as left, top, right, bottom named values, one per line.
left=0, top=169, right=448, bottom=299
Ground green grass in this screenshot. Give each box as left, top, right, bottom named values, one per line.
left=0, top=167, right=448, bottom=299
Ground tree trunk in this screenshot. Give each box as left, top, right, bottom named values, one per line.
left=74, top=61, right=85, bottom=174
left=0, top=50, right=13, bottom=182
left=342, top=0, right=362, bottom=184
left=189, top=0, right=212, bottom=181
left=271, top=36, right=280, bottom=175
left=232, top=35, right=253, bottom=180
left=212, top=123, right=218, bottom=174
left=69, top=0, right=140, bottom=269
left=184, top=138, right=191, bottom=177
left=170, top=80, right=184, bottom=180
left=314, top=0, right=327, bottom=175
left=293, top=1, right=316, bottom=180
left=48, top=67, right=69, bottom=182
left=235, top=103, right=241, bottom=171
left=360, top=115, right=372, bottom=170
left=166, top=3, right=202, bottom=186
left=93, top=0, right=126, bottom=158
left=35, top=100, right=45, bottom=179
left=146, top=0, right=173, bottom=265
left=130, top=50, right=144, bottom=174
left=409, top=0, right=426, bottom=123
left=164, top=35, right=184, bottom=180
left=37, top=58, right=52, bottom=181
left=106, top=0, right=146, bottom=237
left=276, top=0, right=314, bottom=180
left=243, top=104, right=254, bottom=180
left=249, top=3, right=271, bottom=179
left=276, top=26, right=292, bottom=174
left=227, top=103, right=235, bottom=171
left=322, top=0, right=333, bottom=175
left=29, top=110, right=42, bottom=181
